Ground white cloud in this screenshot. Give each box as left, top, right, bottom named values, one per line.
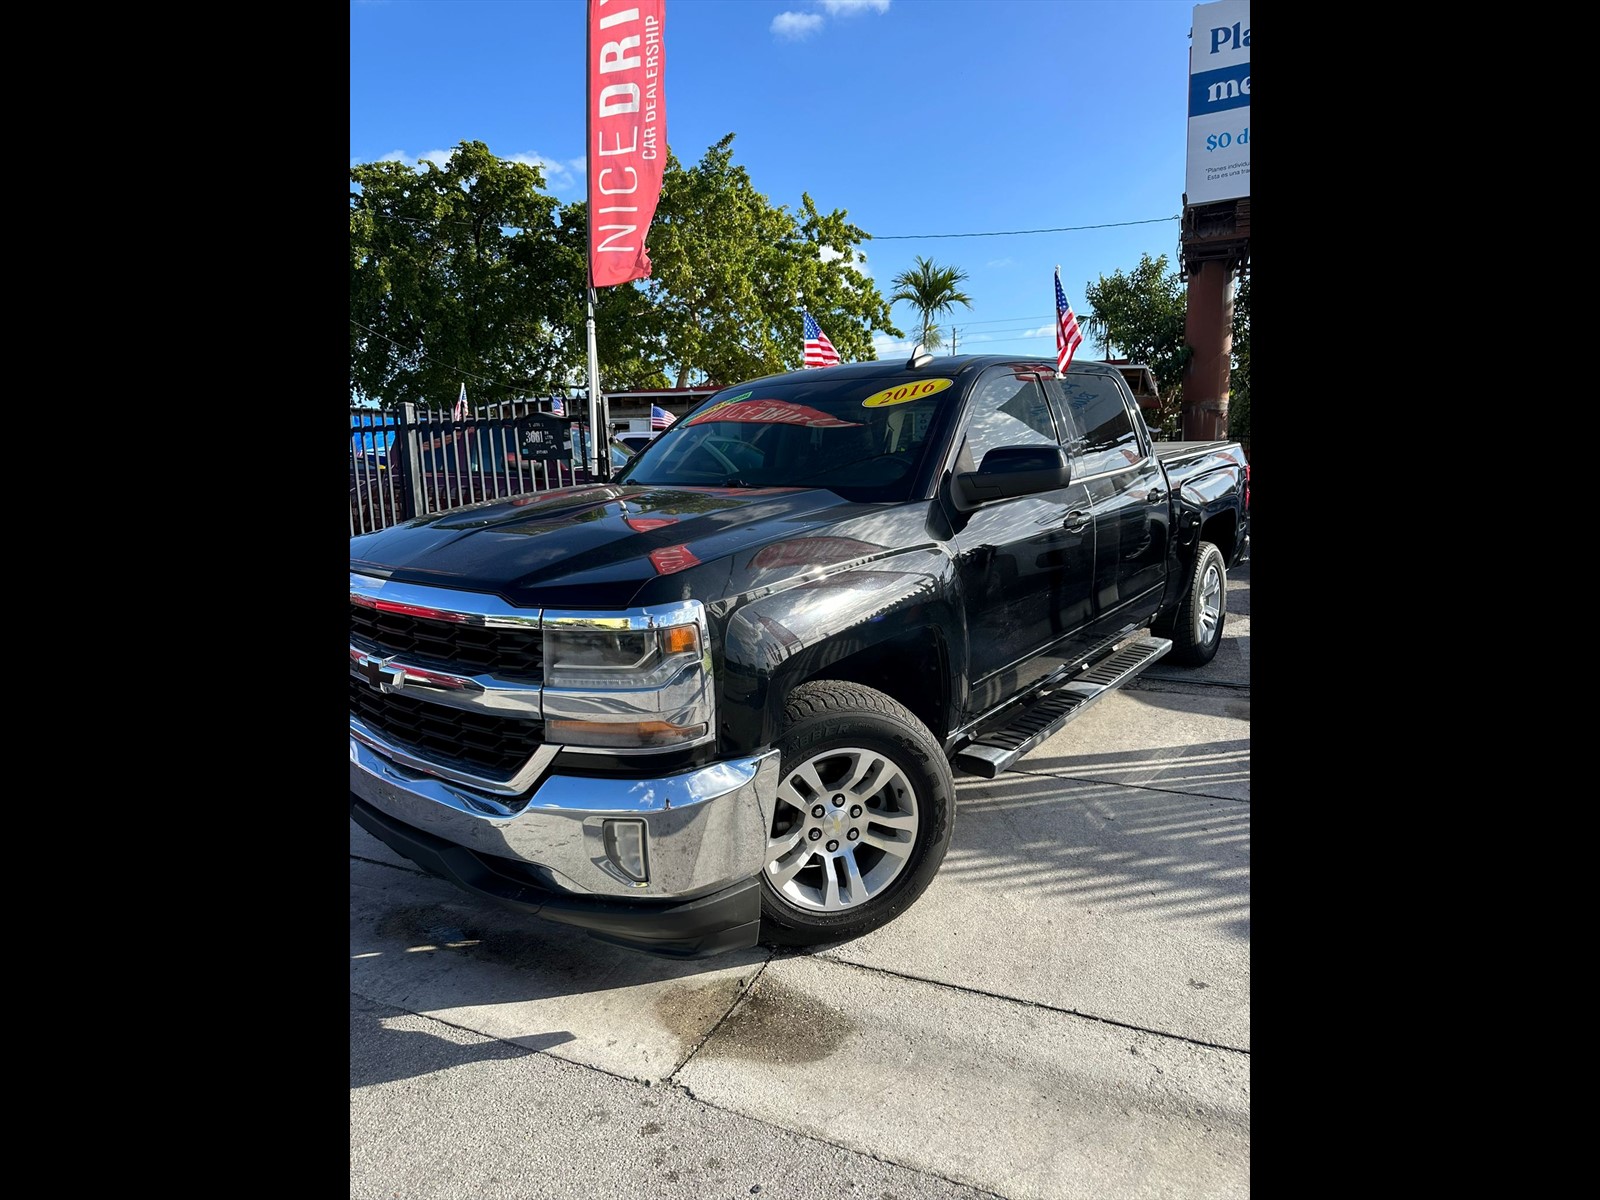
left=871, top=332, right=920, bottom=358
left=820, top=244, right=872, bottom=279
left=772, top=12, right=824, bottom=38
left=509, top=151, right=585, bottom=193
left=351, top=148, right=587, bottom=194
left=776, top=2, right=888, bottom=40
left=985, top=256, right=1014, bottom=268
left=1020, top=325, right=1055, bottom=338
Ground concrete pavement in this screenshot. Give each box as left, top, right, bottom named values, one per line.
left=350, top=559, right=1250, bottom=1198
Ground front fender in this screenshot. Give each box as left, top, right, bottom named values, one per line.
left=717, top=548, right=962, bottom=752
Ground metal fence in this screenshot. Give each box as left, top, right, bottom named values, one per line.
left=350, top=399, right=591, bottom=536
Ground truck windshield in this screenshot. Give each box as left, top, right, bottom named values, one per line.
left=614, top=376, right=954, bottom=501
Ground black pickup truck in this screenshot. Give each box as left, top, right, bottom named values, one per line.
left=350, top=351, right=1249, bottom=957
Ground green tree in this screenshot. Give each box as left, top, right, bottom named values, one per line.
left=1083, top=253, right=1190, bottom=432
left=645, top=134, right=900, bottom=385
left=350, top=140, right=668, bottom=407
left=351, top=135, right=901, bottom=402
left=351, top=142, right=562, bottom=407
left=1227, top=275, right=1250, bottom=453
left=888, top=256, right=973, bottom=353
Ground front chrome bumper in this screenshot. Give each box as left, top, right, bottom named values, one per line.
left=350, top=736, right=781, bottom=900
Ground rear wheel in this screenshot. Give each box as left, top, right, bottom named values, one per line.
left=1158, top=540, right=1227, bottom=666
left=759, top=680, right=954, bottom=948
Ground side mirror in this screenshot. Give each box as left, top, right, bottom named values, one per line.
left=952, top=444, right=1072, bottom=511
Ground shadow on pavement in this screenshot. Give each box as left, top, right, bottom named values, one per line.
left=941, top=752, right=1250, bottom=942
left=351, top=993, right=575, bottom=1088
left=351, top=855, right=767, bottom=996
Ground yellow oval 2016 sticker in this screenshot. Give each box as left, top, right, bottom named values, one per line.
left=861, top=378, right=953, bottom=408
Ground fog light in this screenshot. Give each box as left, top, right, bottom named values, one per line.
left=603, top=819, right=649, bottom=883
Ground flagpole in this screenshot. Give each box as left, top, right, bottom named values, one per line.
left=586, top=285, right=604, bottom=479
left=583, top=8, right=604, bottom=481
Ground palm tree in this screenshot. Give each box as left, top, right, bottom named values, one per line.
left=889, top=256, right=973, bottom=353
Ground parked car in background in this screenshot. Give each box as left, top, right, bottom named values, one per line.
left=615, top=431, right=656, bottom=456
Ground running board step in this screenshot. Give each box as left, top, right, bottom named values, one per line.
left=953, top=635, right=1173, bottom=779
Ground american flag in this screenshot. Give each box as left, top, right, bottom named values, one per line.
left=803, top=311, right=841, bottom=368
left=1054, top=266, right=1085, bottom=375
left=453, top=383, right=468, bottom=421
left=549, top=395, right=565, bottom=417
left=651, top=404, right=676, bottom=431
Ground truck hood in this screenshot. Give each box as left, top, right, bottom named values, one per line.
left=349, top=483, right=878, bottom=609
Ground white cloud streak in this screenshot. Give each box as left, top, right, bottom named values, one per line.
left=776, top=1, right=888, bottom=41
left=772, top=12, right=824, bottom=38
left=871, top=332, right=920, bottom=358
left=508, top=151, right=586, bottom=193
left=820, top=244, right=873, bottom=279
left=351, top=148, right=587, bottom=195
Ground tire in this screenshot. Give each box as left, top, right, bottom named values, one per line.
left=758, top=680, right=955, bottom=948
left=1158, top=540, right=1227, bottom=667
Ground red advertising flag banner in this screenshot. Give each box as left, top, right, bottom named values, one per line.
left=588, top=0, right=665, bottom=288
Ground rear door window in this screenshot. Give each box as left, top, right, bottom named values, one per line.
left=1046, top=373, right=1143, bottom=477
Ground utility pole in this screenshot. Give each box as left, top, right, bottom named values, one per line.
left=950, top=328, right=957, bottom=355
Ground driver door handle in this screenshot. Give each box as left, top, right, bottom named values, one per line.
left=1063, top=510, right=1091, bottom=532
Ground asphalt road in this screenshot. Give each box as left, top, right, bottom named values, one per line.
left=350, top=557, right=1250, bottom=1199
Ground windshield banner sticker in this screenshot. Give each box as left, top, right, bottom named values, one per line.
left=685, top=399, right=862, bottom=428
left=861, top=379, right=953, bottom=408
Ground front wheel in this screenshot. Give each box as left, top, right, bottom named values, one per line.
left=1157, top=540, right=1227, bottom=666
left=759, top=680, right=954, bottom=948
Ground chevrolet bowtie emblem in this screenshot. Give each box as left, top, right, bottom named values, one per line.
left=359, top=654, right=406, bottom=692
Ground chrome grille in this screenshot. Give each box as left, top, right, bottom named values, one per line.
left=350, top=603, right=543, bottom=682
left=349, top=677, right=544, bottom=779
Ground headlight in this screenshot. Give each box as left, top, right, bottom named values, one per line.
left=541, top=603, right=715, bottom=753
left=543, top=624, right=700, bottom=689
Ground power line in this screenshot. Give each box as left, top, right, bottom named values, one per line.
left=872, top=215, right=1179, bottom=241
left=352, top=201, right=1179, bottom=244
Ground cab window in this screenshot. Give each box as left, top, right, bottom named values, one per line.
left=961, top=368, right=1059, bottom=470
left=1045, top=374, right=1142, bottom=477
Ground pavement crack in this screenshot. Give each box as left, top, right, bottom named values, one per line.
left=810, top=956, right=1250, bottom=1057
left=994, top=768, right=1250, bottom=803
left=1133, top=675, right=1251, bottom=692
left=665, top=954, right=774, bottom=1083
left=349, top=852, right=433, bottom=878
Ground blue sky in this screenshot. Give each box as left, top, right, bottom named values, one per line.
left=351, top=0, right=1203, bottom=368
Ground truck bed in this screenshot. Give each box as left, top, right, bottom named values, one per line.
left=1153, top=439, right=1246, bottom=485
left=1153, top=440, right=1236, bottom=464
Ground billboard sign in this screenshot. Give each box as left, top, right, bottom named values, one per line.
left=1185, top=0, right=1250, bottom=204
